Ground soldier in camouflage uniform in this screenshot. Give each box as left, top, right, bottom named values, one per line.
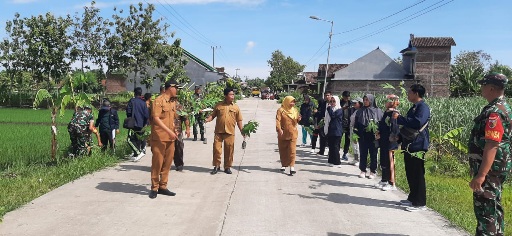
left=193, top=85, right=205, bottom=141
left=68, top=106, right=102, bottom=156
left=469, top=73, right=512, bottom=236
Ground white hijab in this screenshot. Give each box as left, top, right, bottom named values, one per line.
left=324, top=96, right=341, bottom=135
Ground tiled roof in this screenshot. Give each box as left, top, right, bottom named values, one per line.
left=318, top=64, right=348, bottom=77
left=304, top=72, right=318, bottom=84
left=411, top=37, right=456, bottom=47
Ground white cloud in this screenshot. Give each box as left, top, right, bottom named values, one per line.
left=11, top=0, right=39, bottom=3
left=245, top=41, right=256, bottom=53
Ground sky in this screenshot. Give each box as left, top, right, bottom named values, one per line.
left=1, top=0, right=511, bottom=80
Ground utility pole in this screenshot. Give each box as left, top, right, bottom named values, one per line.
left=211, top=46, right=219, bottom=67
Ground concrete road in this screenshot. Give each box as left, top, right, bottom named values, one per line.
left=0, top=98, right=468, bottom=236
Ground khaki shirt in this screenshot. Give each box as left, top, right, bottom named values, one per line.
left=276, top=108, right=299, bottom=140
left=151, top=95, right=177, bottom=141
left=211, top=101, right=242, bottom=135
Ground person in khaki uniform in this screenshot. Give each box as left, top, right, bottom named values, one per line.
left=276, top=96, right=301, bottom=175
left=205, top=88, right=244, bottom=175
left=149, top=79, right=187, bottom=199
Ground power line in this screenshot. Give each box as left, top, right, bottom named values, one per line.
left=146, top=0, right=211, bottom=46
left=332, top=0, right=454, bottom=49
left=336, top=0, right=427, bottom=34
left=304, top=38, right=329, bottom=70
left=157, top=0, right=216, bottom=45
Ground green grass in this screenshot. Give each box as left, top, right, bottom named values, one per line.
left=0, top=151, right=125, bottom=220
left=393, top=155, right=512, bottom=235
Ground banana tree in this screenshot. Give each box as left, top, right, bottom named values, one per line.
left=33, top=74, right=95, bottom=160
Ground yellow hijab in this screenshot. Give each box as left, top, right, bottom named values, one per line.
left=281, top=96, right=298, bottom=120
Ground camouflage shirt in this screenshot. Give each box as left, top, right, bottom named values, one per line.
left=68, top=110, right=94, bottom=134
left=469, top=96, right=512, bottom=175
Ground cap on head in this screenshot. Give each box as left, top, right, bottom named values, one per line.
left=164, top=79, right=180, bottom=89
left=477, top=72, right=508, bottom=87
left=351, top=97, right=363, bottom=103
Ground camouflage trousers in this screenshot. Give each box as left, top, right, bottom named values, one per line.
left=470, top=159, right=507, bottom=236
left=68, top=129, right=92, bottom=156
left=193, top=115, right=205, bottom=135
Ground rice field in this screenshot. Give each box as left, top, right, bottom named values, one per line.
left=0, top=108, right=130, bottom=169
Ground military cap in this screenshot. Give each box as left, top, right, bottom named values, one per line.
left=477, top=72, right=508, bottom=87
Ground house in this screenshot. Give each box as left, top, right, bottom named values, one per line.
left=104, top=48, right=227, bottom=94
left=306, top=34, right=455, bottom=97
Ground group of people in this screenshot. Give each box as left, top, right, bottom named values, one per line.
left=277, top=85, right=430, bottom=213
left=277, top=74, right=511, bottom=235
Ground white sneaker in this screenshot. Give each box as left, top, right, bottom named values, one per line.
left=334, top=164, right=342, bottom=168
left=328, top=163, right=334, bottom=167
left=350, top=161, right=359, bottom=166
left=406, top=206, right=427, bottom=212
left=368, top=172, right=376, bottom=179
left=310, top=148, right=316, bottom=153
left=300, top=144, right=306, bottom=148
left=358, top=172, right=366, bottom=178
left=132, top=152, right=145, bottom=162
left=381, top=184, right=397, bottom=191
left=374, top=181, right=387, bottom=188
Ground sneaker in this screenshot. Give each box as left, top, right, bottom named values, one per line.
left=157, top=188, right=176, bottom=196
left=341, top=154, right=348, bottom=161
left=310, top=148, right=316, bottom=153
left=280, top=167, right=286, bottom=172
left=368, top=172, right=376, bottom=179
left=132, top=152, right=145, bottom=162
left=373, top=181, right=387, bottom=188
left=334, top=164, right=342, bottom=168
left=406, top=206, right=427, bottom=212
left=397, top=200, right=412, bottom=206
left=350, top=161, right=359, bottom=166
left=381, top=184, right=397, bottom=191
left=300, top=144, right=306, bottom=148
left=358, top=172, right=366, bottom=178
left=316, top=152, right=325, bottom=156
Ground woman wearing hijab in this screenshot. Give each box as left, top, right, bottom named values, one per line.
left=354, top=94, right=383, bottom=179
left=325, top=95, right=343, bottom=167
left=276, top=96, right=301, bottom=175
left=299, top=95, right=314, bottom=147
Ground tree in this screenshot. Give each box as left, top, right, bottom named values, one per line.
left=488, top=61, right=512, bottom=96
left=266, top=50, right=305, bottom=92
left=450, top=50, right=492, bottom=97
left=23, top=13, right=73, bottom=90
left=0, top=13, right=27, bottom=106
left=111, top=3, right=171, bottom=90
left=246, top=77, right=265, bottom=88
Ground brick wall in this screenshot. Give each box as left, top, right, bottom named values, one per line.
left=414, top=46, right=452, bottom=97
left=105, top=74, right=127, bottom=94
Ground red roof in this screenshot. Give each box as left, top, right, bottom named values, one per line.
left=411, top=37, right=456, bottom=47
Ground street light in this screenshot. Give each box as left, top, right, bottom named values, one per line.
left=235, top=68, right=240, bottom=79
left=310, top=15, right=333, bottom=98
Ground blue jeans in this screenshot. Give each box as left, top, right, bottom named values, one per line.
left=301, top=126, right=311, bottom=145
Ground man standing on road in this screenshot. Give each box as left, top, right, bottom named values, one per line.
left=126, top=87, right=149, bottom=161
left=396, top=84, right=430, bottom=212
left=468, top=73, right=512, bottom=235
left=149, top=79, right=182, bottom=199
left=193, top=85, right=206, bottom=142
left=205, top=88, right=245, bottom=175
left=315, top=91, right=332, bottom=156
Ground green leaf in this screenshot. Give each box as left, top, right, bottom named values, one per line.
left=242, top=120, right=259, bottom=137
left=33, top=89, right=53, bottom=108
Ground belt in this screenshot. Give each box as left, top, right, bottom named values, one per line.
left=468, top=153, right=483, bottom=160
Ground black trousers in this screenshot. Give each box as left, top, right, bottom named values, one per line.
left=100, top=130, right=114, bottom=150
left=379, top=145, right=391, bottom=182
left=327, top=136, right=341, bottom=165
left=318, top=131, right=327, bottom=154
left=311, top=128, right=319, bottom=149
left=174, top=134, right=184, bottom=167
left=341, top=128, right=350, bottom=154
left=128, top=127, right=145, bottom=154
left=404, top=152, right=426, bottom=206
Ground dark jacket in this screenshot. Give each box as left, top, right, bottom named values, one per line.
left=95, top=108, right=120, bottom=132
left=126, top=97, right=149, bottom=128
left=315, top=99, right=327, bottom=120
left=378, top=110, right=400, bottom=150
left=340, top=99, right=352, bottom=129
left=397, top=100, right=430, bottom=152
left=327, top=107, right=344, bottom=137
left=299, top=102, right=314, bottom=126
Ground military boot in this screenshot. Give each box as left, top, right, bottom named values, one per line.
left=200, top=134, right=205, bottom=141
left=193, top=135, right=197, bottom=141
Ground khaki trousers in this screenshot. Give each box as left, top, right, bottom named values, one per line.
left=213, top=133, right=235, bottom=169
left=278, top=138, right=296, bottom=167
left=151, top=140, right=175, bottom=191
